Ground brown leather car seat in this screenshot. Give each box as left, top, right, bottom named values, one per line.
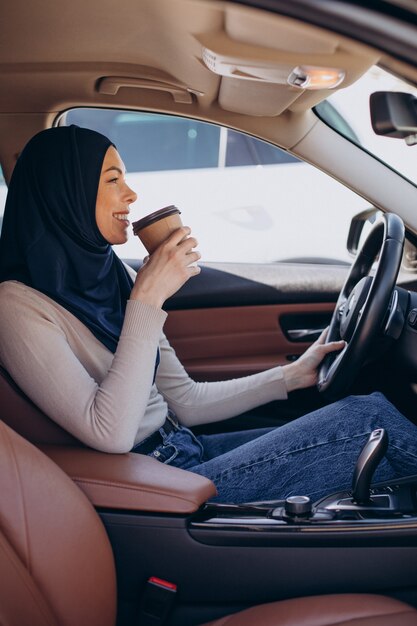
left=0, top=365, right=80, bottom=445
left=2, top=420, right=417, bottom=626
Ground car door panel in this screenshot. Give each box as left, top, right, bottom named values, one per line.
left=164, top=302, right=335, bottom=381
left=127, top=259, right=347, bottom=380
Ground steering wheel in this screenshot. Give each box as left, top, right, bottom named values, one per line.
left=317, top=212, right=405, bottom=398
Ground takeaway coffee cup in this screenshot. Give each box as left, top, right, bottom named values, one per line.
left=132, top=205, right=183, bottom=254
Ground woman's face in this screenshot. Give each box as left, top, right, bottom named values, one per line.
left=95, top=146, right=137, bottom=244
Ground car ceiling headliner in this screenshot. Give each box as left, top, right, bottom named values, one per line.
left=1, top=0, right=416, bottom=236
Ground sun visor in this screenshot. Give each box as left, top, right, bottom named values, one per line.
left=195, top=5, right=378, bottom=116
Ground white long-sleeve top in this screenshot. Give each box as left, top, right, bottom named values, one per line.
left=0, top=280, right=288, bottom=453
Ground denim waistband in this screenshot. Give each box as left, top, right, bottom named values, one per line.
left=133, top=411, right=179, bottom=455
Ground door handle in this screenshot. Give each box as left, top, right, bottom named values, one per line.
left=286, top=328, right=325, bottom=342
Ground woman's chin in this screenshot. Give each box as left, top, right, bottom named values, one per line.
left=110, top=232, right=129, bottom=246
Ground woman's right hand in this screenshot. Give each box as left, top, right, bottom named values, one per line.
left=130, top=226, right=201, bottom=308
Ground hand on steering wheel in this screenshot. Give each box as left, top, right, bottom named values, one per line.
left=317, top=213, right=404, bottom=398
left=283, top=329, right=345, bottom=393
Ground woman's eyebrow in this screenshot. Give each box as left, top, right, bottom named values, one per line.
left=103, top=166, right=124, bottom=175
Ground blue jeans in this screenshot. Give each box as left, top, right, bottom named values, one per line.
left=133, top=393, right=417, bottom=503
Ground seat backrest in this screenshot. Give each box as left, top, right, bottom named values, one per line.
left=0, top=420, right=117, bottom=626
left=0, top=366, right=81, bottom=445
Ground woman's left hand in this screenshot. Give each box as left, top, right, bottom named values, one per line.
left=282, top=328, right=345, bottom=393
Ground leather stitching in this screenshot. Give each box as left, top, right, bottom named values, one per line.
left=1, top=423, right=31, bottom=570
left=0, top=530, right=57, bottom=626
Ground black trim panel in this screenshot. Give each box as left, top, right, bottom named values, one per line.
left=124, top=260, right=345, bottom=310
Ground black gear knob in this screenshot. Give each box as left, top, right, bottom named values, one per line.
left=352, top=428, right=388, bottom=505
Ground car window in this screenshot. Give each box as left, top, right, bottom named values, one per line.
left=92, top=111, right=221, bottom=172
left=315, top=65, right=417, bottom=187
left=59, top=108, right=369, bottom=264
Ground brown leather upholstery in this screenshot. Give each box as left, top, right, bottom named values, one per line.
left=0, top=420, right=116, bottom=626
left=164, top=303, right=334, bottom=381
left=0, top=366, right=79, bottom=445
left=0, top=528, right=59, bottom=626
left=0, top=366, right=217, bottom=513
left=1, top=419, right=417, bottom=626
left=203, top=594, right=417, bottom=625
left=41, top=444, right=217, bottom=513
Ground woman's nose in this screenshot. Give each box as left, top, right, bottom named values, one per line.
left=124, top=183, right=137, bottom=204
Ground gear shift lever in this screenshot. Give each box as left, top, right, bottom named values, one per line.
left=352, top=428, right=388, bottom=505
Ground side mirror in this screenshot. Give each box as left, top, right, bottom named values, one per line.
left=347, top=208, right=382, bottom=255
left=370, top=91, right=417, bottom=145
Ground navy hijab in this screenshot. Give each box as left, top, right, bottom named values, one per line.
left=0, top=125, right=134, bottom=352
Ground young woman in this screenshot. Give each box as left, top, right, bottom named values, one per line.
left=0, top=125, right=416, bottom=503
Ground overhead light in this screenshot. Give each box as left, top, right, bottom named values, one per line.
left=201, top=47, right=345, bottom=91
left=287, top=66, right=345, bottom=90
left=201, top=46, right=290, bottom=82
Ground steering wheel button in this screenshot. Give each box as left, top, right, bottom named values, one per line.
left=408, top=309, right=417, bottom=327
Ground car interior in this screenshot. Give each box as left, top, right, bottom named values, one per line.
left=2, top=1, right=417, bottom=625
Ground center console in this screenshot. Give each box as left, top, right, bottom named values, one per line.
left=189, top=428, right=417, bottom=545
left=189, top=476, right=417, bottom=546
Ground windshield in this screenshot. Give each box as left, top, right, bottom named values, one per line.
left=316, top=65, right=417, bottom=186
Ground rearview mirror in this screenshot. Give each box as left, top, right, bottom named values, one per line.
left=370, top=91, right=417, bottom=145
